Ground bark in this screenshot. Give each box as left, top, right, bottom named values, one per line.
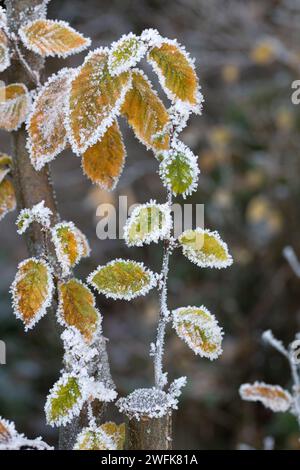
left=126, top=414, right=172, bottom=450
left=5, top=0, right=114, bottom=450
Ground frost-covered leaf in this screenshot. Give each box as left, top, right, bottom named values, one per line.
left=159, top=141, right=199, bottom=198
left=0, top=417, right=15, bottom=444
left=58, top=279, right=101, bottom=344
left=88, top=259, right=157, bottom=300
left=124, top=201, right=172, bottom=247
left=148, top=39, right=203, bottom=112
left=0, top=178, right=16, bottom=221
left=19, top=19, right=91, bottom=58
left=65, top=47, right=131, bottom=155
left=108, top=33, right=147, bottom=76
left=0, top=29, right=10, bottom=73
left=16, top=200, right=52, bottom=234
left=74, top=422, right=125, bottom=450
left=73, top=226, right=91, bottom=258
left=45, top=373, right=84, bottom=426
left=0, top=416, right=53, bottom=450
left=173, top=306, right=223, bottom=360
left=0, top=153, right=12, bottom=184
left=0, top=7, right=7, bottom=30
left=178, top=228, right=233, bottom=269
left=82, top=120, right=126, bottom=190
left=27, top=68, right=75, bottom=171
left=52, top=221, right=86, bottom=276
left=11, top=258, right=54, bottom=330
left=121, top=69, right=170, bottom=151
left=239, top=382, right=292, bottom=413
left=0, top=83, right=30, bottom=131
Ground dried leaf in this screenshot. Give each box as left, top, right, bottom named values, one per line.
left=178, top=228, right=233, bottom=269
left=173, top=306, right=223, bottom=360
left=108, top=33, right=147, bottom=76
left=0, top=178, right=16, bottom=221
left=27, top=68, right=74, bottom=170
left=0, top=83, right=30, bottom=131
left=88, top=259, right=157, bottom=300
left=239, top=382, right=292, bottom=412
left=74, top=422, right=125, bottom=450
left=19, top=19, right=91, bottom=58
left=45, top=373, right=84, bottom=426
left=58, top=279, right=101, bottom=344
left=11, top=258, right=54, bottom=330
left=65, top=47, right=131, bottom=155
left=0, top=153, right=12, bottom=184
left=121, top=69, right=170, bottom=151
left=0, top=29, right=10, bottom=73
left=148, top=39, right=202, bottom=112
left=82, top=120, right=126, bottom=190
left=124, top=201, right=172, bottom=247
left=52, top=221, right=85, bottom=276
left=159, top=140, right=199, bottom=198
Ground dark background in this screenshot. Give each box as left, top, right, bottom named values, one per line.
left=1, top=0, right=300, bottom=449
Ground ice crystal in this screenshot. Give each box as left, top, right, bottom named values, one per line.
left=108, top=32, right=147, bottom=76
left=0, top=417, right=53, bottom=450
left=239, top=382, right=293, bottom=413
left=16, top=200, right=52, bottom=234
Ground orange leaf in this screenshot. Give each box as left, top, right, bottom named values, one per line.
left=0, top=83, right=30, bottom=131
left=65, top=47, right=131, bottom=155
left=58, top=279, right=101, bottom=343
left=121, top=70, right=170, bottom=151
left=82, top=120, right=126, bottom=190
left=0, top=178, right=16, bottom=221
left=27, top=68, right=74, bottom=170
left=19, top=19, right=91, bottom=58
left=239, top=382, right=292, bottom=412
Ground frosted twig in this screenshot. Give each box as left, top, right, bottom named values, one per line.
left=283, top=246, right=300, bottom=278
left=14, top=41, right=41, bottom=87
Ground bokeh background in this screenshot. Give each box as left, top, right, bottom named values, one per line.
left=1, top=0, right=300, bottom=450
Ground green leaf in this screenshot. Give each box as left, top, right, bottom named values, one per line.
left=45, top=373, right=84, bottom=427
left=108, top=33, right=147, bottom=76
left=88, top=259, right=157, bottom=300
left=124, top=201, right=171, bottom=247
left=178, top=228, right=233, bottom=269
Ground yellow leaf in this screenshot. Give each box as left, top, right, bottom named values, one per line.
left=0, top=178, right=16, bottom=221
left=11, top=258, right=54, bottom=330
left=58, top=279, right=101, bottom=343
left=51, top=221, right=85, bottom=276
left=74, top=422, right=125, bottom=450
left=148, top=40, right=202, bottom=111
left=0, top=29, right=10, bottom=72
left=121, top=70, right=170, bottom=151
left=82, top=121, right=126, bottom=190
left=250, top=40, right=277, bottom=65
left=0, top=153, right=12, bottom=184
left=173, top=306, right=223, bottom=359
left=240, top=382, right=292, bottom=412
left=66, top=48, right=131, bottom=154
left=27, top=68, right=74, bottom=171
left=19, top=19, right=91, bottom=58
left=0, top=83, right=30, bottom=131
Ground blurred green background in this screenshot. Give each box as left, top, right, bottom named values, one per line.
left=1, top=0, right=300, bottom=449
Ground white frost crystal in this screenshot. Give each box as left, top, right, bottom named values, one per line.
left=16, top=200, right=52, bottom=234
left=108, top=33, right=147, bottom=76
left=0, top=416, right=53, bottom=450
left=239, top=382, right=293, bottom=413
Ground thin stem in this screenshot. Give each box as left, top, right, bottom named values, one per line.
left=14, top=41, right=41, bottom=87
left=288, top=348, right=300, bottom=428
left=154, top=190, right=173, bottom=389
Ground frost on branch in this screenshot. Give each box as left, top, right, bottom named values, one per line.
left=11, top=258, right=54, bottom=331
left=74, top=422, right=125, bottom=450
left=45, top=373, right=84, bottom=427
left=51, top=221, right=88, bottom=276
left=65, top=47, right=132, bottom=155
left=173, top=306, right=223, bottom=360
left=178, top=228, right=233, bottom=269
left=57, top=279, right=101, bottom=344
left=147, top=38, right=203, bottom=113
left=117, top=378, right=186, bottom=420
left=0, top=417, right=52, bottom=450
left=16, top=200, right=52, bottom=234
left=108, top=33, right=147, bottom=76
left=0, top=153, right=12, bottom=184
left=121, top=69, right=170, bottom=151
left=27, top=68, right=75, bottom=171
left=0, top=178, right=16, bottom=221
left=159, top=140, right=199, bottom=198
left=124, top=201, right=172, bottom=247
left=88, top=258, right=157, bottom=300
left=82, top=120, right=126, bottom=191
left=0, top=83, right=30, bottom=132
left=19, top=19, right=91, bottom=58
left=0, top=6, right=7, bottom=30
left=239, top=382, right=293, bottom=413
left=0, top=29, right=10, bottom=73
